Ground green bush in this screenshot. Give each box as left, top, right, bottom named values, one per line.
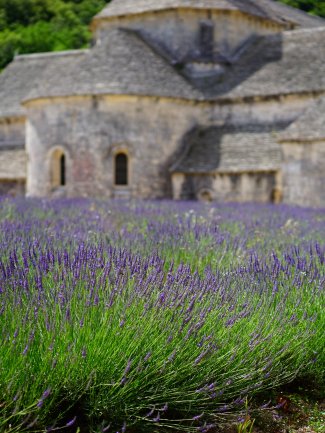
left=0, top=0, right=109, bottom=69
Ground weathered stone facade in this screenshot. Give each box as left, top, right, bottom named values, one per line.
left=0, top=0, right=324, bottom=206
left=0, top=117, right=26, bottom=195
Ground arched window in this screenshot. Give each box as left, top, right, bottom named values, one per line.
left=60, top=154, right=66, bottom=186
left=115, top=153, right=128, bottom=185
left=51, top=149, right=66, bottom=189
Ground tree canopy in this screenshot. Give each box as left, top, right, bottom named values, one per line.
left=0, top=0, right=110, bottom=69
left=280, top=0, right=325, bottom=17
left=0, top=0, right=324, bottom=70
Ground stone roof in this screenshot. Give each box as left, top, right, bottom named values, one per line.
left=215, top=27, right=325, bottom=100
left=0, top=50, right=87, bottom=118
left=171, top=124, right=284, bottom=173
left=278, top=96, right=325, bottom=142
left=94, top=0, right=324, bottom=28
left=23, top=29, right=201, bottom=103
left=19, top=26, right=325, bottom=104
left=0, top=19, right=324, bottom=113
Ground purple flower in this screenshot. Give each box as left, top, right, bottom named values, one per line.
left=65, top=416, right=77, bottom=427
left=42, top=388, right=51, bottom=399
left=143, top=351, right=151, bottom=362
left=153, top=412, right=160, bottom=422
left=123, top=359, right=132, bottom=375
left=217, top=405, right=229, bottom=413
left=37, top=388, right=51, bottom=407
left=146, top=407, right=155, bottom=417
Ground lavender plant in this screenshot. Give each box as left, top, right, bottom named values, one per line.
left=0, top=198, right=324, bottom=432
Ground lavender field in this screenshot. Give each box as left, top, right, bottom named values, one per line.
left=0, top=198, right=324, bottom=433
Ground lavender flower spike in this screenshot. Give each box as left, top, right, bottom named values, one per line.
left=65, top=416, right=77, bottom=427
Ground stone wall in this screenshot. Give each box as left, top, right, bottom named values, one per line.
left=0, top=117, right=25, bottom=148
left=24, top=93, right=314, bottom=202
left=0, top=180, right=25, bottom=196
left=26, top=95, right=206, bottom=198
left=94, top=9, right=282, bottom=64
left=0, top=117, right=26, bottom=196
left=0, top=142, right=26, bottom=196
left=172, top=171, right=278, bottom=203
left=281, top=140, right=325, bottom=207
left=0, top=149, right=27, bottom=180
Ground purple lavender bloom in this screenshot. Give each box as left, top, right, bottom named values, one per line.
left=168, top=350, right=176, bottom=362
left=42, top=388, right=51, bottom=399
left=65, top=416, right=77, bottom=427
left=143, top=351, right=152, bottom=362
left=123, top=359, right=132, bottom=375
left=153, top=412, right=160, bottom=422
left=146, top=407, right=155, bottom=417
left=260, top=400, right=271, bottom=409
left=217, top=405, right=229, bottom=413
left=194, top=349, right=209, bottom=365
left=37, top=399, right=44, bottom=408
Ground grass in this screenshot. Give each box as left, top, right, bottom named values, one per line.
left=0, top=198, right=324, bottom=432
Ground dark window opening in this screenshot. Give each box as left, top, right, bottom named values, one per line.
left=60, top=154, right=66, bottom=186
left=199, top=20, right=214, bottom=60
left=115, top=153, right=128, bottom=185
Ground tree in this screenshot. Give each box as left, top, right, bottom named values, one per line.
left=279, top=0, right=325, bottom=17
left=0, top=0, right=110, bottom=69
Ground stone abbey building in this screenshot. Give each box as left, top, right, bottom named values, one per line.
left=0, top=0, right=325, bottom=206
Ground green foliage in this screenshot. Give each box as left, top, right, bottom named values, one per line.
left=0, top=198, right=324, bottom=432
left=279, top=0, right=325, bottom=18
left=0, top=0, right=110, bottom=70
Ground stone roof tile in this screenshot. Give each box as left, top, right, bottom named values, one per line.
left=2, top=25, right=325, bottom=111
left=0, top=50, right=87, bottom=118
left=216, top=27, right=325, bottom=100
left=23, top=29, right=200, bottom=103
left=278, top=96, right=325, bottom=141
left=171, top=125, right=283, bottom=173
left=95, top=0, right=325, bottom=28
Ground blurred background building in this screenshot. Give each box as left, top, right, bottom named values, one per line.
left=0, top=0, right=324, bottom=206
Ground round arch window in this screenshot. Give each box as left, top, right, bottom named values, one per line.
left=115, top=153, right=128, bottom=186
left=51, top=149, right=66, bottom=188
